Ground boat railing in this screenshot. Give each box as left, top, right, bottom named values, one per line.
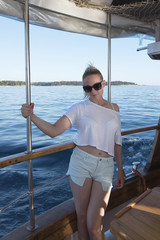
left=0, top=125, right=158, bottom=169
left=0, top=124, right=159, bottom=233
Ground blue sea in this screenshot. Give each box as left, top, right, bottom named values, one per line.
left=0, top=85, right=160, bottom=238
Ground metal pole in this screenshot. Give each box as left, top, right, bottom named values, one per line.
left=107, top=13, right=111, bottom=102
left=24, top=0, right=37, bottom=231
left=155, top=19, right=160, bottom=42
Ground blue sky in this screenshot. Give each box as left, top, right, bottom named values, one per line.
left=0, top=15, right=159, bottom=85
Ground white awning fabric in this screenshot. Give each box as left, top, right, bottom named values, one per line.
left=0, top=0, right=158, bottom=39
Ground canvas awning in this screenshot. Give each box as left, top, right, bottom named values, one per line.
left=0, top=0, right=159, bottom=39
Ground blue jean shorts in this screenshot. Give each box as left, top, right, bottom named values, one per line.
left=66, top=147, right=114, bottom=192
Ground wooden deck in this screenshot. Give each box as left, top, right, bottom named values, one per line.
left=110, top=187, right=160, bottom=240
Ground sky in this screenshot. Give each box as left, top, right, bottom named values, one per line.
left=0, top=15, right=159, bottom=85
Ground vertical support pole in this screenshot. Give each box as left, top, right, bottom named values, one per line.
left=24, top=0, right=37, bottom=231
left=155, top=20, right=160, bottom=41
left=107, top=13, right=111, bottom=102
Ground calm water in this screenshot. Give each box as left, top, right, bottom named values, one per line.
left=0, top=85, right=160, bottom=238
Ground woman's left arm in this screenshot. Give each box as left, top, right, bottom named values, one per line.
left=115, top=144, right=124, bottom=189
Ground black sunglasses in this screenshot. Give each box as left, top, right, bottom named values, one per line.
left=83, top=81, right=103, bottom=93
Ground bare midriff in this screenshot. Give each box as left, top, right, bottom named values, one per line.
left=77, top=145, right=112, bottom=158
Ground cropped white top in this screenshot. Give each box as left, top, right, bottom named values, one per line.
left=65, top=99, right=122, bottom=156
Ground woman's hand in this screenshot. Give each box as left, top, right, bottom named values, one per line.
left=21, top=103, right=34, bottom=118
left=116, top=169, right=124, bottom=189
left=21, top=103, right=71, bottom=138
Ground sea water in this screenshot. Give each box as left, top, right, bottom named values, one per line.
left=0, top=85, right=160, bottom=238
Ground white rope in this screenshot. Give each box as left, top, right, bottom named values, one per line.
left=0, top=175, right=68, bottom=212
left=0, top=148, right=152, bottom=212
left=123, top=147, right=152, bottom=157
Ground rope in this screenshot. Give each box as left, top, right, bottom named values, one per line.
left=0, top=148, right=152, bottom=212
left=70, top=0, right=160, bottom=21
left=34, top=175, right=68, bottom=192
left=123, top=147, right=152, bottom=157
left=0, top=192, right=29, bottom=212
left=0, top=175, right=68, bottom=213
left=132, top=168, right=147, bottom=192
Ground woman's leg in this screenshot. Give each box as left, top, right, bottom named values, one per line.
left=87, top=181, right=111, bottom=240
left=70, top=177, right=93, bottom=240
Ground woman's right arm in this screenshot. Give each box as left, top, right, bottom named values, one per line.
left=21, top=104, right=71, bottom=138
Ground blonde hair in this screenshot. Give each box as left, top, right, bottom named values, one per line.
left=82, top=65, right=104, bottom=98
left=82, top=65, right=103, bottom=82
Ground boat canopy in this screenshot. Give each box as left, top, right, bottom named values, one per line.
left=0, top=0, right=160, bottom=39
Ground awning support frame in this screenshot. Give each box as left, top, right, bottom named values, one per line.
left=107, top=13, right=111, bottom=102
left=24, top=0, right=37, bottom=232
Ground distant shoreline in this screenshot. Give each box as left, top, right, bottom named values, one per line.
left=0, top=80, right=137, bottom=86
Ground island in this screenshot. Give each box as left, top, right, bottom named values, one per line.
left=0, top=80, right=137, bottom=86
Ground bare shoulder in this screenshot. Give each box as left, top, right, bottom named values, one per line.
left=112, top=103, right=120, bottom=112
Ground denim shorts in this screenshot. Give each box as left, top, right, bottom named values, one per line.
left=66, top=147, right=114, bottom=192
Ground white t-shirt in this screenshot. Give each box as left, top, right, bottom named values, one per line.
left=65, top=99, right=122, bottom=156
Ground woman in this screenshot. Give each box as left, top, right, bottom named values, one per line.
left=21, top=65, right=124, bottom=240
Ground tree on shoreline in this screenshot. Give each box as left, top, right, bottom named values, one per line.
left=0, top=80, right=25, bottom=86
left=0, top=80, right=137, bottom=86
